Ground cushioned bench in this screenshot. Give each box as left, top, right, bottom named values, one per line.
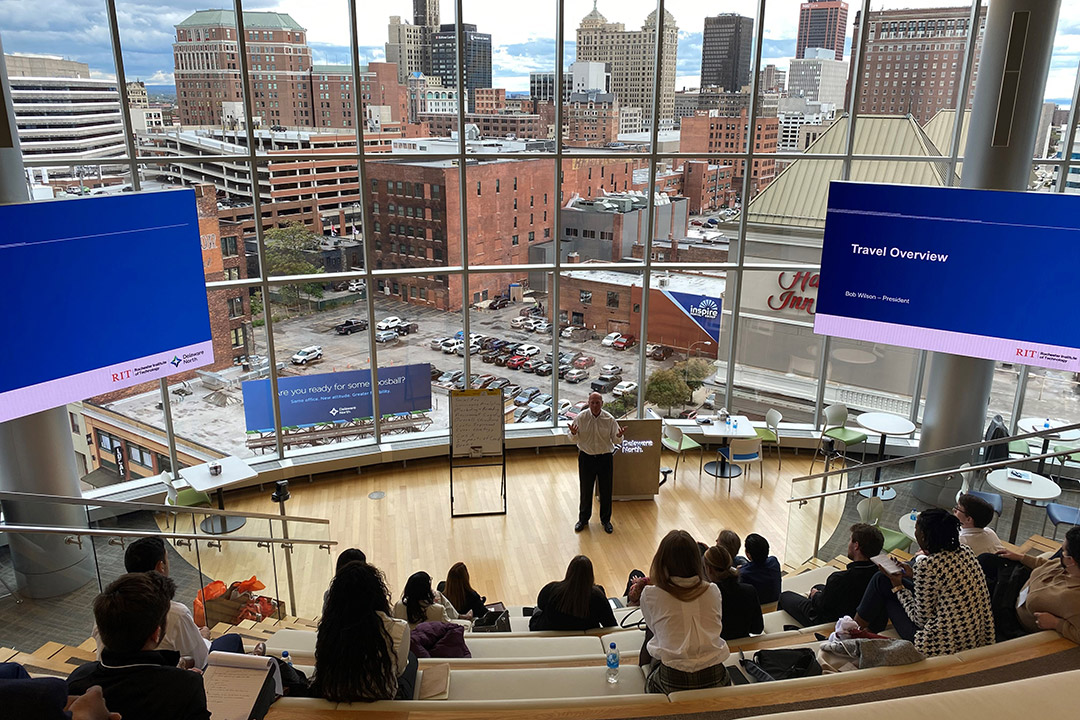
left=781, top=565, right=838, bottom=595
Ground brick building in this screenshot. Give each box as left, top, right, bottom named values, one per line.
left=679, top=160, right=736, bottom=213
left=680, top=109, right=779, bottom=197
left=564, top=91, right=619, bottom=146
left=847, top=6, right=986, bottom=125
left=173, top=10, right=407, bottom=129
left=418, top=112, right=543, bottom=138
left=473, top=88, right=507, bottom=114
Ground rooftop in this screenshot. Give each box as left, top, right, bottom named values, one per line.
left=563, top=263, right=725, bottom=296
left=176, top=10, right=305, bottom=31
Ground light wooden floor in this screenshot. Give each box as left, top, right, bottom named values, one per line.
left=161, top=447, right=846, bottom=618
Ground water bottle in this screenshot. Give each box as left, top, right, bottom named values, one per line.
left=910, top=508, right=917, bottom=522
left=733, top=418, right=739, bottom=430
left=281, top=650, right=293, bottom=667
left=1045, top=418, right=1051, bottom=430
left=606, top=642, right=620, bottom=684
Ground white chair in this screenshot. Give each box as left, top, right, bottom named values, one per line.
left=162, top=472, right=211, bottom=531
left=716, top=437, right=763, bottom=494
left=856, top=496, right=912, bottom=553
left=661, top=423, right=703, bottom=484
left=810, top=404, right=867, bottom=474
left=953, top=462, right=1004, bottom=517
left=755, top=408, right=783, bottom=470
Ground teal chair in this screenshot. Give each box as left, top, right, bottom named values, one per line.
left=1052, top=444, right=1080, bottom=478
left=810, top=404, right=867, bottom=475
left=163, top=473, right=212, bottom=531
left=661, top=423, right=703, bottom=484
left=857, top=496, right=911, bottom=553
left=755, top=408, right=783, bottom=471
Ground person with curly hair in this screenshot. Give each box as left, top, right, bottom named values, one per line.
left=312, top=562, right=417, bottom=702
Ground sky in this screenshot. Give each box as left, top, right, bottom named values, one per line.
left=1, top=0, right=1078, bottom=104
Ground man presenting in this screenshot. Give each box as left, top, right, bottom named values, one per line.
left=569, top=392, right=625, bottom=534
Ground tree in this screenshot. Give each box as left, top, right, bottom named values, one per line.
left=645, top=369, right=691, bottom=417
left=674, top=356, right=714, bottom=394
left=262, top=223, right=325, bottom=308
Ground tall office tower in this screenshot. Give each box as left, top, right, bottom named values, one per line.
left=848, top=5, right=986, bottom=126
left=431, top=23, right=492, bottom=113
left=787, top=49, right=848, bottom=108
left=530, top=71, right=573, bottom=103
left=796, top=0, right=848, bottom=61
left=570, top=61, right=610, bottom=94
left=576, top=3, right=679, bottom=128
left=4, top=54, right=126, bottom=165
left=386, top=0, right=442, bottom=85
left=759, top=64, right=786, bottom=94
left=700, top=14, right=753, bottom=93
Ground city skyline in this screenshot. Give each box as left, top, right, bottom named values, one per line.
left=2, top=0, right=1078, bottom=103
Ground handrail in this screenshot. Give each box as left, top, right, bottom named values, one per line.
left=0, top=490, right=330, bottom=525
left=792, top=421, right=1080, bottom=484
left=0, top=524, right=338, bottom=547
left=788, top=446, right=1079, bottom=504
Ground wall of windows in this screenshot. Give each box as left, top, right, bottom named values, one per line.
left=6, top=0, right=1078, bottom=468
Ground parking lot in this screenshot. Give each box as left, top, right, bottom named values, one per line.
left=266, top=292, right=686, bottom=419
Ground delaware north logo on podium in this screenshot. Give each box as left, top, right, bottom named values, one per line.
left=661, top=290, right=722, bottom=342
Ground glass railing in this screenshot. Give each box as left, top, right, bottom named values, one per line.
left=0, top=491, right=334, bottom=651
left=784, top=423, right=1080, bottom=568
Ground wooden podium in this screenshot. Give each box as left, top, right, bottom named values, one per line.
left=611, top=419, right=662, bottom=500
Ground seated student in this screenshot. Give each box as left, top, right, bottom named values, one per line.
left=96, top=536, right=243, bottom=667
left=68, top=572, right=210, bottom=720
left=323, top=547, right=367, bottom=610
left=855, top=508, right=994, bottom=656
left=954, top=494, right=1005, bottom=557
left=312, top=561, right=417, bottom=702
left=703, top=544, right=763, bottom=640
left=439, top=562, right=487, bottom=620
left=716, top=529, right=748, bottom=567
left=530, top=555, right=617, bottom=631
left=738, top=533, right=782, bottom=605
left=639, top=530, right=730, bottom=693
left=393, top=571, right=463, bottom=627
left=778, top=523, right=884, bottom=627
left=1, top=664, right=120, bottom=720
left=982, top=526, right=1080, bottom=643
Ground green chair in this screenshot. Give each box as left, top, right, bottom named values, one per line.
left=661, top=423, right=703, bottom=484
left=1052, top=444, right=1080, bottom=478
left=857, top=496, right=911, bottom=553
left=755, top=408, right=783, bottom=470
left=809, top=404, right=867, bottom=475
left=163, top=473, right=212, bottom=531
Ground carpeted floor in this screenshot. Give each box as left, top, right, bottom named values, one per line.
left=625, top=646, right=1080, bottom=720
left=0, top=511, right=206, bottom=652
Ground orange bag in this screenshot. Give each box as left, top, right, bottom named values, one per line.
left=233, top=576, right=266, bottom=595
left=193, top=580, right=228, bottom=627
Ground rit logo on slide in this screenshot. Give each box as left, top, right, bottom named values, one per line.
left=111, top=370, right=132, bottom=382
left=1016, top=348, right=1039, bottom=358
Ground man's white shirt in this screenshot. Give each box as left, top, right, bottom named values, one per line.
left=571, top=409, right=621, bottom=455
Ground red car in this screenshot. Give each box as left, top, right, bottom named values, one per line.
left=506, top=355, right=528, bottom=370
left=613, top=335, right=637, bottom=350
left=573, top=355, right=596, bottom=369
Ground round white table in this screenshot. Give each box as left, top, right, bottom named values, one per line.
left=899, top=512, right=917, bottom=542
left=986, top=467, right=1062, bottom=544
left=1016, top=417, right=1080, bottom=476
left=855, top=412, right=917, bottom=500
left=832, top=348, right=877, bottom=365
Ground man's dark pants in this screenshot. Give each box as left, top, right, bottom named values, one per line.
left=578, top=451, right=613, bottom=524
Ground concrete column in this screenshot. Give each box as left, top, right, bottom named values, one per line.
left=915, top=0, right=1062, bottom=506
left=0, top=43, right=94, bottom=597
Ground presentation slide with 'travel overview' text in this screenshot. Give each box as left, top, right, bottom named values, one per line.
left=814, top=181, right=1080, bottom=372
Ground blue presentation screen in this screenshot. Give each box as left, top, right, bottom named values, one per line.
left=242, top=365, right=432, bottom=432
left=0, top=190, right=214, bottom=422
left=815, top=182, right=1080, bottom=372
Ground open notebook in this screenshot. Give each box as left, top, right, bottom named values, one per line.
left=202, top=651, right=282, bottom=720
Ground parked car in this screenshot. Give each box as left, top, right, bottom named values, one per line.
left=395, top=322, right=419, bottom=336
left=335, top=318, right=367, bottom=335
left=506, top=355, right=528, bottom=370
left=488, top=378, right=511, bottom=391
left=565, top=368, right=590, bottom=383
left=601, top=332, right=622, bottom=347
left=431, top=336, right=452, bottom=350
left=560, top=325, right=581, bottom=338
left=559, top=351, right=581, bottom=364
left=429, top=366, right=443, bottom=381
left=375, top=329, right=399, bottom=343
left=590, top=374, right=621, bottom=393
left=481, top=337, right=501, bottom=351
left=513, top=404, right=535, bottom=422
left=438, top=370, right=463, bottom=386
left=472, top=374, right=496, bottom=389
left=502, top=342, right=522, bottom=355
left=441, top=339, right=460, bottom=354
left=523, top=405, right=552, bottom=423
left=556, top=399, right=573, bottom=416
left=534, top=363, right=554, bottom=377
left=347, top=279, right=365, bottom=292
left=613, top=334, right=637, bottom=350
left=534, top=394, right=554, bottom=408
left=564, top=401, right=589, bottom=420
left=490, top=297, right=510, bottom=310
left=290, top=346, right=322, bottom=365
left=481, top=351, right=501, bottom=364
left=494, top=354, right=513, bottom=367
left=510, top=316, right=531, bottom=329
left=516, top=344, right=541, bottom=357
left=600, top=364, right=623, bottom=376
left=503, top=384, right=521, bottom=399
left=513, top=387, right=541, bottom=406
left=533, top=321, right=552, bottom=333
left=648, top=344, right=675, bottom=360
left=573, top=355, right=596, bottom=369
left=557, top=363, right=572, bottom=378
left=376, top=316, right=402, bottom=331
left=456, top=342, right=481, bottom=356
left=522, top=358, right=543, bottom=373
left=612, top=381, right=639, bottom=398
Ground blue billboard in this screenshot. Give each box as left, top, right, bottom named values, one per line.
left=660, top=290, right=722, bottom=343
left=242, top=365, right=432, bottom=432
left=815, top=182, right=1080, bottom=371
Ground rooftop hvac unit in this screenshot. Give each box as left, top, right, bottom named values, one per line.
left=657, top=275, right=670, bottom=288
